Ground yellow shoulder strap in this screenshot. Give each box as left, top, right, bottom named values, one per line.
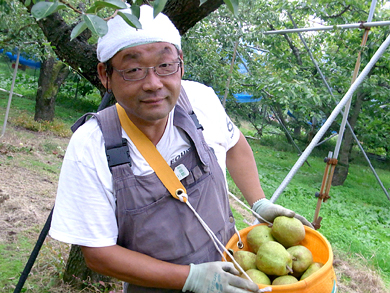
left=115, top=103, right=187, bottom=202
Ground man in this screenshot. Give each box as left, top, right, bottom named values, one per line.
left=49, top=5, right=312, bottom=293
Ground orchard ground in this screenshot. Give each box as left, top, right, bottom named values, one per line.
left=0, top=124, right=389, bottom=293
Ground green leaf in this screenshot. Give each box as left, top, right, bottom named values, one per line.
left=153, top=0, right=168, bottom=18
left=86, top=4, right=99, bottom=13
left=102, top=0, right=127, bottom=9
left=88, top=34, right=99, bottom=45
left=24, top=0, right=31, bottom=7
left=86, top=0, right=127, bottom=13
left=223, top=0, right=239, bottom=16
left=31, top=1, right=67, bottom=20
left=199, top=0, right=208, bottom=5
left=70, top=21, right=88, bottom=41
left=82, top=14, right=108, bottom=37
left=131, top=4, right=140, bottom=19
left=117, top=11, right=142, bottom=29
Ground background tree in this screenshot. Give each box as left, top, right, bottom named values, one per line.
left=1, top=0, right=71, bottom=122
left=183, top=0, right=390, bottom=186
left=34, top=56, right=69, bottom=121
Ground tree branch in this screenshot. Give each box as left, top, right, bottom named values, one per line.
left=268, top=22, right=302, bottom=66
left=323, top=5, right=351, bottom=19
left=58, top=0, right=82, bottom=14
left=1, top=23, right=38, bottom=44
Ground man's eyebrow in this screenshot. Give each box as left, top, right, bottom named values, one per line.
left=160, top=46, right=174, bottom=55
left=121, top=46, right=175, bottom=62
left=122, top=52, right=141, bottom=61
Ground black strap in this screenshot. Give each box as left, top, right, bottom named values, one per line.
left=97, top=91, right=114, bottom=112
left=190, top=111, right=204, bottom=130
left=13, top=208, right=53, bottom=293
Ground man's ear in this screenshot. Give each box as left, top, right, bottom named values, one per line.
left=97, top=63, right=110, bottom=90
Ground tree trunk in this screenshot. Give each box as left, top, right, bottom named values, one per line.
left=273, top=104, right=295, bottom=145
left=332, top=90, right=366, bottom=186
left=63, top=245, right=115, bottom=290
left=293, top=126, right=301, bottom=138
left=34, top=57, right=69, bottom=121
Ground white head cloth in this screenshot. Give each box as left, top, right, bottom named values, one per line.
left=97, top=5, right=181, bottom=63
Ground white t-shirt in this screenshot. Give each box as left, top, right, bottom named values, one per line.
left=49, top=80, right=240, bottom=247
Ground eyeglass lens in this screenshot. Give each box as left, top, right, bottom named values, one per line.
left=123, top=62, right=180, bottom=81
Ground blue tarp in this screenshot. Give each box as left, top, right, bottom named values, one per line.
left=0, top=49, right=41, bottom=69
left=233, top=93, right=262, bottom=103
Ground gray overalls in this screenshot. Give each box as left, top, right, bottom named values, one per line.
left=73, top=89, right=236, bottom=292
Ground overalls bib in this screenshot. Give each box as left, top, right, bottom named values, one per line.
left=73, top=92, right=236, bottom=293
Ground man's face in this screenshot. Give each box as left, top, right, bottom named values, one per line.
left=103, top=42, right=183, bottom=127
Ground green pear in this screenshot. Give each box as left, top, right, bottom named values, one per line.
left=287, top=245, right=313, bottom=277
left=241, top=268, right=271, bottom=285
left=271, top=216, right=305, bottom=248
left=247, top=225, right=275, bottom=253
left=272, top=275, right=299, bottom=285
left=300, top=262, right=324, bottom=280
left=256, top=241, right=293, bottom=276
left=233, top=250, right=257, bottom=272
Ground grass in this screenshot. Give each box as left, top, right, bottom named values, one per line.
left=0, top=58, right=100, bottom=136
left=1, top=59, right=390, bottom=291
left=0, top=230, right=75, bottom=293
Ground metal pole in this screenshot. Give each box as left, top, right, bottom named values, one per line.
left=334, top=0, right=377, bottom=159
left=367, top=0, right=377, bottom=23
left=263, top=20, right=390, bottom=35
left=1, top=49, right=20, bottom=138
left=270, top=31, right=390, bottom=202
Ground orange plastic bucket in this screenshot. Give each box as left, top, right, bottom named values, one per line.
left=224, top=223, right=337, bottom=292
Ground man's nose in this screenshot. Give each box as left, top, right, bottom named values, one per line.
left=142, top=67, right=163, bottom=91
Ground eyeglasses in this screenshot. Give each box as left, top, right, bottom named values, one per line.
left=113, top=58, right=183, bottom=81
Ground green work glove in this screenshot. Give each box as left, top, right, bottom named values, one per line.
left=252, top=198, right=314, bottom=228
left=182, top=261, right=259, bottom=293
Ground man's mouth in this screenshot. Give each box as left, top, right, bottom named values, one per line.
left=141, top=97, right=166, bottom=104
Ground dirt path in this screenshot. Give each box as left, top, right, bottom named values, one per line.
left=1, top=125, right=389, bottom=293
left=0, top=128, right=65, bottom=244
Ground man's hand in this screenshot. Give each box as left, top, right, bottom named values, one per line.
left=182, top=261, right=259, bottom=293
left=252, top=198, right=314, bottom=228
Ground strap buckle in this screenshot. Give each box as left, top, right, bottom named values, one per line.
left=106, top=138, right=131, bottom=168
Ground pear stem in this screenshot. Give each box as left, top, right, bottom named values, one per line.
left=286, top=265, right=294, bottom=274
